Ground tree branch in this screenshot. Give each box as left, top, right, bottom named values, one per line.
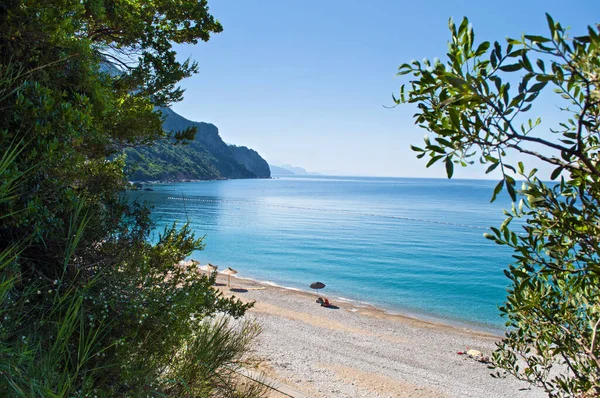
left=481, top=90, right=600, bottom=178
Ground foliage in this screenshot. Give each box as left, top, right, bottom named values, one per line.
left=123, top=108, right=265, bottom=182
left=125, top=138, right=225, bottom=181
left=1, top=193, right=103, bottom=397
left=395, top=15, right=600, bottom=397
left=0, top=1, right=266, bottom=396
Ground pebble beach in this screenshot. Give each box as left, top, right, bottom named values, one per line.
left=215, top=275, right=546, bottom=398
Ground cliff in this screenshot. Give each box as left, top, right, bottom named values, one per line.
left=229, top=145, right=271, bottom=178
left=124, top=108, right=270, bottom=181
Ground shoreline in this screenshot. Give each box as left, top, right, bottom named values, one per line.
left=128, top=176, right=272, bottom=185
left=232, top=275, right=505, bottom=339
left=144, top=177, right=515, bottom=340
left=211, top=273, right=543, bottom=397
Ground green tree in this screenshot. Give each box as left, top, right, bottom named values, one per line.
left=394, top=15, right=600, bottom=397
left=0, top=1, right=265, bottom=396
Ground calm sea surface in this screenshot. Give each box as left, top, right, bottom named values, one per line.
left=134, top=176, right=520, bottom=331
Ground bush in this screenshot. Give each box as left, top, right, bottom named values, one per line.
left=0, top=2, right=267, bottom=396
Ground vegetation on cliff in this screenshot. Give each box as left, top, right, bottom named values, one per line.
left=229, top=145, right=271, bottom=178
left=125, top=107, right=270, bottom=181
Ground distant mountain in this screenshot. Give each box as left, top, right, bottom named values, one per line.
left=279, top=164, right=320, bottom=176
left=124, top=108, right=270, bottom=181
left=269, top=164, right=295, bottom=176
left=281, top=164, right=307, bottom=174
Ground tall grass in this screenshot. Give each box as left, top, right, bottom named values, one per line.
left=162, top=316, right=262, bottom=397
left=0, top=161, right=103, bottom=396
left=1, top=142, right=269, bottom=397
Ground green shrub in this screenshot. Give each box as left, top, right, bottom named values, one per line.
left=0, top=2, right=267, bottom=396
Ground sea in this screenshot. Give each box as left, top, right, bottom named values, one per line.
left=134, top=176, right=522, bottom=333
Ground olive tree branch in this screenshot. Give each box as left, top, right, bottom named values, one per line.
left=547, top=310, right=600, bottom=373
left=468, top=112, right=586, bottom=174
left=480, top=91, right=600, bottom=178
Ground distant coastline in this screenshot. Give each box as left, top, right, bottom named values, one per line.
left=129, top=175, right=272, bottom=184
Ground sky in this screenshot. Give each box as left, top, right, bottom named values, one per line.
left=171, top=0, right=599, bottom=178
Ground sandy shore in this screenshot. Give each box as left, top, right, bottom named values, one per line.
left=214, top=274, right=545, bottom=398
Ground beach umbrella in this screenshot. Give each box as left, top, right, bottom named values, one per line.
left=199, top=263, right=218, bottom=276
left=310, top=282, right=326, bottom=304
left=221, top=267, right=238, bottom=287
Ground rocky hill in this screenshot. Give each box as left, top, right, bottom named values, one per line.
left=229, top=145, right=271, bottom=178
left=125, top=108, right=270, bottom=181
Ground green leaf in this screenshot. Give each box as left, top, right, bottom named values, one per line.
left=518, top=199, right=524, bottom=213
left=500, top=216, right=513, bottom=231
left=475, top=41, right=491, bottom=55
left=521, top=54, right=533, bottom=71
left=486, top=162, right=500, bottom=174
left=429, top=145, right=446, bottom=154
left=458, top=17, right=469, bottom=36
left=483, top=233, right=496, bottom=240
left=494, top=41, right=502, bottom=57
left=491, top=179, right=504, bottom=202
left=448, top=17, right=456, bottom=35
left=528, top=81, right=548, bottom=93
left=550, top=166, right=563, bottom=180
left=445, top=75, right=468, bottom=88
left=524, top=35, right=551, bottom=43
left=426, top=155, right=443, bottom=168
left=445, top=158, right=454, bottom=178
left=546, top=13, right=556, bottom=35
left=506, top=180, right=516, bottom=201
left=448, top=108, right=460, bottom=128
left=574, top=35, right=591, bottom=43
left=507, top=49, right=526, bottom=58
left=499, top=63, right=522, bottom=72
left=536, top=59, right=545, bottom=73
left=536, top=74, right=554, bottom=82
left=436, top=137, right=452, bottom=146
left=511, top=269, right=529, bottom=279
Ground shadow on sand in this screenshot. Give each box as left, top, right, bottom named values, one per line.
left=229, top=288, right=248, bottom=293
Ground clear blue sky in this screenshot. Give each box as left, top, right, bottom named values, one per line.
left=171, top=0, right=599, bottom=178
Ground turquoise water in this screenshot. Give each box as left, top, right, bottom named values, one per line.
left=135, top=176, right=519, bottom=331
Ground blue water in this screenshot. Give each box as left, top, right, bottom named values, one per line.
left=134, top=176, right=519, bottom=331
